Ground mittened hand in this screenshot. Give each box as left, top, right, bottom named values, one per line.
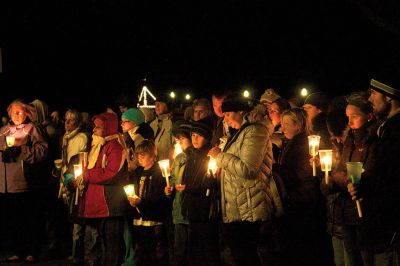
left=2, top=146, right=22, bottom=162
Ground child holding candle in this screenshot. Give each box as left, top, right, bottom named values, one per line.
left=129, top=140, right=170, bottom=266
left=164, top=120, right=194, bottom=266
left=179, top=117, right=220, bottom=266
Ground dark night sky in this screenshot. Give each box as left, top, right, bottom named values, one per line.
left=1, top=0, right=400, bottom=114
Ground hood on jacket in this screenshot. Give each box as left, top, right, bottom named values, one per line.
left=30, top=99, right=49, bottom=124
left=93, top=112, right=119, bottom=137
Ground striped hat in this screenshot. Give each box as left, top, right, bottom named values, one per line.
left=370, top=79, right=400, bottom=100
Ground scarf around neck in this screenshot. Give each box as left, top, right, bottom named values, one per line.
left=88, top=133, right=122, bottom=169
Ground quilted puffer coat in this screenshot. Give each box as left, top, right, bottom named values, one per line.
left=217, top=115, right=283, bottom=223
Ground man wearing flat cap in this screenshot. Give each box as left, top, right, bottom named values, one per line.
left=348, top=71, right=400, bottom=264
left=150, top=93, right=174, bottom=160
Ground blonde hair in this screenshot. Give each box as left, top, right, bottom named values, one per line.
left=65, top=109, right=83, bottom=128
left=281, top=108, right=310, bottom=135
left=7, top=99, right=34, bottom=122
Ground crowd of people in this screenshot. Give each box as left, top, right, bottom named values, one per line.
left=0, top=71, right=399, bottom=266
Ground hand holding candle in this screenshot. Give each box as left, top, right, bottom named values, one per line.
left=164, top=186, right=174, bottom=196
left=158, top=159, right=171, bottom=187
left=123, top=184, right=136, bottom=197
left=308, top=135, right=321, bottom=176
left=207, top=156, right=218, bottom=177
left=319, top=150, right=333, bottom=184
left=123, top=184, right=141, bottom=212
left=346, top=162, right=363, bottom=218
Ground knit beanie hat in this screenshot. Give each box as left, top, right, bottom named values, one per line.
left=370, top=69, right=400, bottom=100
left=155, top=93, right=174, bottom=111
left=221, top=95, right=250, bottom=113
left=260, top=89, right=281, bottom=104
left=121, top=108, right=145, bottom=126
left=172, top=120, right=192, bottom=139
left=191, top=117, right=214, bottom=141
left=304, top=92, right=330, bottom=113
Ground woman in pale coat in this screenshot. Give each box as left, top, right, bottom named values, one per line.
left=208, top=96, right=283, bottom=266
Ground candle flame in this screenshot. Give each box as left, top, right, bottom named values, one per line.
left=123, top=184, right=135, bottom=197
left=158, top=159, right=171, bottom=177
left=74, top=164, right=83, bottom=178
left=6, top=136, right=15, bottom=147
left=208, top=156, right=218, bottom=175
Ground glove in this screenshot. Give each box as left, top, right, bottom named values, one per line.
left=2, top=146, right=22, bottom=163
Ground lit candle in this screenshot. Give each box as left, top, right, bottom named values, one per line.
left=79, top=151, right=88, bottom=169
left=123, top=184, right=136, bottom=197
left=74, top=164, right=83, bottom=178
left=6, top=136, right=15, bottom=147
left=158, top=159, right=171, bottom=187
left=308, top=135, right=321, bottom=177
left=319, top=150, right=333, bottom=184
left=208, top=156, right=218, bottom=176
left=74, top=164, right=83, bottom=205
left=123, top=184, right=141, bottom=213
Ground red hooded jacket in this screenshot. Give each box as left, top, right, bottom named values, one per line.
left=83, top=112, right=129, bottom=218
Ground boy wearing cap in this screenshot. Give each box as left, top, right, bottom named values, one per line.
left=179, top=117, right=220, bottom=266
left=164, top=120, right=194, bottom=266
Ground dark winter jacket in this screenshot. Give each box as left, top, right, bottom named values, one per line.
left=321, top=121, right=378, bottom=234
left=277, top=132, right=317, bottom=210
left=181, top=143, right=217, bottom=222
left=338, top=121, right=377, bottom=225
left=359, top=111, right=400, bottom=253
left=131, top=164, right=169, bottom=223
